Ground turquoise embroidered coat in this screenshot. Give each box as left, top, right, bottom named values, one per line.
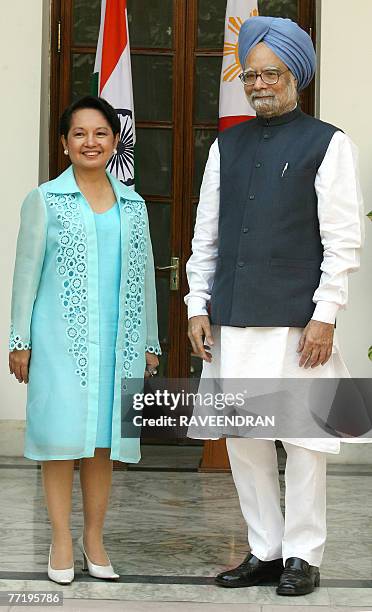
left=9, top=166, right=161, bottom=463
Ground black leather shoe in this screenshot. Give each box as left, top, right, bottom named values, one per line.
left=276, top=557, right=320, bottom=596
left=215, top=553, right=283, bottom=588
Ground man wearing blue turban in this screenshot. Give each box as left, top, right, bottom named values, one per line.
left=186, top=16, right=364, bottom=597
left=238, top=16, right=316, bottom=92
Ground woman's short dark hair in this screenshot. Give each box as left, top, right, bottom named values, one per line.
left=59, top=95, right=121, bottom=138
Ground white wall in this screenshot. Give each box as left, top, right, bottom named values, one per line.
left=0, top=1, right=44, bottom=421
left=319, top=0, right=372, bottom=376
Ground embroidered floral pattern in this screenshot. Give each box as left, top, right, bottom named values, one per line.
left=145, top=344, right=161, bottom=355
left=9, top=324, right=31, bottom=351
left=121, top=200, right=147, bottom=378
left=46, top=193, right=88, bottom=388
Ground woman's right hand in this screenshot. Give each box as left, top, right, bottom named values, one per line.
left=9, top=349, right=31, bottom=383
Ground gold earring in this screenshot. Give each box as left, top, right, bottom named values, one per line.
left=64, top=149, right=69, bottom=156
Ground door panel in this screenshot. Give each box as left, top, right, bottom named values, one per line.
left=258, top=0, right=298, bottom=20
left=127, top=0, right=174, bottom=48
left=72, top=0, right=100, bottom=44
left=146, top=203, right=172, bottom=268
left=71, top=53, right=95, bottom=100
left=193, top=129, right=218, bottom=197
left=135, top=129, right=173, bottom=196
left=131, top=56, right=173, bottom=122
left=194, top=57, right=223, bottom=123
left=197, top=0, right=226, bottom=48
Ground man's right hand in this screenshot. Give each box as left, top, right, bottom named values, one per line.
left=187, top=315, right=214, bottom=363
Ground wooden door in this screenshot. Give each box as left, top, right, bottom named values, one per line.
left=50, top=0, right=315, bottom=465
left=51, top=0, right=187, bottom=378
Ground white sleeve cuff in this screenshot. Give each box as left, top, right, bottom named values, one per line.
left=187, top=297, right=209, bottom=319
left=311, top=301, right=340, bottom=324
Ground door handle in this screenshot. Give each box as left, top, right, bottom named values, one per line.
left=156, top=256, right=180, bottom=291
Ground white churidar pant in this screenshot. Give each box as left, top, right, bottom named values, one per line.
left=227, top=438, right=327, bottom=567
left=194, top=324, right=349, bottom=568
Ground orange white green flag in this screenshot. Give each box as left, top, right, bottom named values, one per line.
left=219, top=0, right=259, bottom=131
left=93, top=0, right=135, bottom=186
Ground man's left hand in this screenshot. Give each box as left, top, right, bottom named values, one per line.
left=297, top=320, right=335, bottom=368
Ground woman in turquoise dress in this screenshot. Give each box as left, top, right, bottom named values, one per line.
left=9, top=96, right=160, bottom=584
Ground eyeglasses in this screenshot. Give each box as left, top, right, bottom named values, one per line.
left=238, top=68, right=289, bottom=86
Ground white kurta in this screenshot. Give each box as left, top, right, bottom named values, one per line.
left=185, top=131, right=365, bottom=453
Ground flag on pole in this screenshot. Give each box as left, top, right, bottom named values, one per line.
left=219, top=0, right=259, bottom=131
left=93, top=0, right=135, bottom=186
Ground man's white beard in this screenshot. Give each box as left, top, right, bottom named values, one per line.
left=248, top=79, right=298, bottom=117
left=251, top=93, right=280, bottom=115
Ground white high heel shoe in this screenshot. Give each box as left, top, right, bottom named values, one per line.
left=47, top=544, right=74, bottom=585
left=77, top=536, right=119, bottom=580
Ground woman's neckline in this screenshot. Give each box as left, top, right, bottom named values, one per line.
left=93, top=202, right=118, bottom=216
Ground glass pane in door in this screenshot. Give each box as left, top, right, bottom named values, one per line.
left=193, top=129, right=218, bottom=197
left=131, top=55, right=173, bottom=122
left=127, top=0, right=173, bottom=48
left=156, top=277, right=170, bottom=345
left=194, top=56, right=223, bottom=123
left=197, top=0, right=226, bottom=49
left=257, top=0, right=298, bottom=19
left=146, top=203, right=171, bottom=268
left=72, top=0, right=101, bottom=45
left=71, top=53, right=95, bottom=101
left=135, top=128, right=173, bottom=196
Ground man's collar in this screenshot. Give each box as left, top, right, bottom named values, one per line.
left=256, top=105, right=302, bottom=126
left=45, top=165, right=143, bottom=203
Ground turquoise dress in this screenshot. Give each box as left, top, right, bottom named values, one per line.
left=9, top=166, right=161, bottom=462
left=94, top=203, right=121, bottom=448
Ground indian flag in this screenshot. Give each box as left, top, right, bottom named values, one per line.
left=93, top=0, right=135, bottom=186
left=219, top=0, right=259, bottom=131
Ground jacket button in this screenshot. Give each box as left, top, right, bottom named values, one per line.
left=249, top=194, right=255, bottom=200
left=255, top=162, right=262, bottom=168
left=263, top=134, right=270, bottom=139
left=243, top=227, right=249, bottom=233
left=237, top=261, right=245, bottom=267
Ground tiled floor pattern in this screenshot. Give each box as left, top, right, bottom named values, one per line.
left=0, top=446, right=371, bottom=610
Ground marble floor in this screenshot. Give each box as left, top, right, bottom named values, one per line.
left=0, top=445, right=372, bottom=611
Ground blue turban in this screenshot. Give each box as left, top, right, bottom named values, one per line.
left=238, top=16, right=316, bottom=91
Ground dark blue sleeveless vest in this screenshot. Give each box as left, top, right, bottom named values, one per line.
left=210, top=106, right=340, bottom=327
